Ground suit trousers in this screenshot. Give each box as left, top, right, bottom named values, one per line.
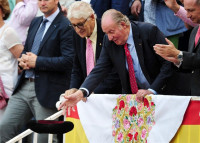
left=0, top=80, right=58, bottom=143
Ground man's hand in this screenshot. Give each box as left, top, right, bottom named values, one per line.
left=164, top=0, right=180, bottom=13
left=131, top=0, right=142, bottom=18
left=18, top=54, right=30, bottom=70
left=58, top=90, right=84, bottom=115
left=154, top=38, right=180, bottom=64
left=136, top=89, right=153, bottom=102
left=64, top=88, right=78, bottom=97
left=25, top=52, right=37, bottom=68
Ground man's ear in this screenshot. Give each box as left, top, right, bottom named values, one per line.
left=120, top=21, right=127, bottom=29
left=90, top=14, right=95, bottom=20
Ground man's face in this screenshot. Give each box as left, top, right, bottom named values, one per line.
left=184, top=0, right=200, bottom=24
left=38, top=0, right=58, bottom=17
left=102, top=16, right=128, bottom=45
left=69, top=15, right=95, bottom=38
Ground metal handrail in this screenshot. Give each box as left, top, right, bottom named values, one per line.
left=6, top=110, right=63, bottom=143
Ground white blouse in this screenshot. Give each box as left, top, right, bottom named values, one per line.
left=0, top=24, right=21, bottom=97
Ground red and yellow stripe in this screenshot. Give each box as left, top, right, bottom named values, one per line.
left=171, top=101, right=200, bottom=143
left=65, top=106, right=89, bottom=143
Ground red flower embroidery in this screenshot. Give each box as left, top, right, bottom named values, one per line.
left=134, top=132, right=138, bottom=141
left=119, top=100, right=125, bottom=110
left=128, top=133, right=133, bottom=141
left=129, top=106, right=137, bottom=116
left=114, top=105, right=118, bottom=110
left=144, top=98, right=149, bottom=108
left=151, top=102, right=155, bottom=106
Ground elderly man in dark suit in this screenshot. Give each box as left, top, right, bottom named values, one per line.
left=0, top=0, right=74, bottom=142
left=59, top=9, right=172, bottom=111
left=154, top=0, right=200, bottom=95
left=65, top=1, right=121, bottom=96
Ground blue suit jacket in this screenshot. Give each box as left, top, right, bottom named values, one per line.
left=70, top=19, right=122, bottom=93
left=77, top=0, right=130, bottom=18
left=13, top=12, right=74, bottom=109
left=80, top=21, right=173, bottom=95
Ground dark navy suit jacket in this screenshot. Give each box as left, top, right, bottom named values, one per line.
left=77, top=0, right=130, bottom=18
left=13, top=12, right=74, bottom=109
left=70, top=19, right=122, bottom=93
left=80, top=21, right=173, bottom=95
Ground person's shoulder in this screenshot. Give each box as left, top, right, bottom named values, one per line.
left=130, top=21, right=156, bottom=29
left=3, top=25, right=16, bottom=36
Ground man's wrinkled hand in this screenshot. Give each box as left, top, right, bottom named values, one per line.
left=136, top=89, right=153, bottom=102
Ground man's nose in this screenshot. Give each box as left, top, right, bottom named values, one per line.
left=108, top=35, right=113, bottom=41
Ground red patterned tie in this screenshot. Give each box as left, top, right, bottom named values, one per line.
left=195, top=26, right=200, bottom=47
left=86, top=38, right=95, bottom=75
left=124, top=43, right=138, bottom=94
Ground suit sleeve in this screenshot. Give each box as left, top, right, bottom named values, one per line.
left=182, top=52, right=200, bottom=69
left=70, top=32, right=85, bottom=89
left=111, top=0, right=130, bottom=16
left=36, top=24, right=74, bottom=72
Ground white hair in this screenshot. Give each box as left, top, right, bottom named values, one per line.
left=67, top=1, right=95, bottom=20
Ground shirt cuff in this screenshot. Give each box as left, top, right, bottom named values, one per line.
left=148, top=88, right=157, bottom=95
left=174, top=51, right=183, bottom=68
left=79, top=88, right=89, bottom=97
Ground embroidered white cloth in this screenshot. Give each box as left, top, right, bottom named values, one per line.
left=77, top=94, right=191, bottom=143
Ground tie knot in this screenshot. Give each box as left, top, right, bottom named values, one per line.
left=87, top=38, right=92, bottom=45
left=43, top=19, right=48, bottom=24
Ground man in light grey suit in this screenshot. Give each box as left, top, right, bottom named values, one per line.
left=154, top=0, right=200, bottom=95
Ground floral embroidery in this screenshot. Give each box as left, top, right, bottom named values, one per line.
left=112, top=94, right=156, bottom=143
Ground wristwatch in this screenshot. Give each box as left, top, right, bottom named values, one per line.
left=79, top=89, right=88, bottom=98
left=177, top=51, right=183, bottom=62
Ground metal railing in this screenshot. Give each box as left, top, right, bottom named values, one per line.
left=6, top=110, right=63, bottom=143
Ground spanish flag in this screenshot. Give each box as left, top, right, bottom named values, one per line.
left=65, top=106, right=89, bottom=143
left=171, top=100, right=200, bottom=143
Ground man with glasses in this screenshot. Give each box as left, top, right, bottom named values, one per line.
left=64, top=1, right=122, bottom=98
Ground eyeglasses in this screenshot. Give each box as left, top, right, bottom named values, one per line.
left=70, top=16, right=90, bottom=29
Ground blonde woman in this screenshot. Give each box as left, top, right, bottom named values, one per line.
left=0, top=0, right=23, bottom=118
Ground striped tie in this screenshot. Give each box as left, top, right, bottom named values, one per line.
left=25, top=19, right=48, bottom=78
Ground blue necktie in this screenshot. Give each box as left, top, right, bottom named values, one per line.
left=25, top=19, right=48, bottom=78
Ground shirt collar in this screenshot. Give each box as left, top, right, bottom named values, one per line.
left=86, top=20, right=97, bottom=42
left=43, top=8, right=60, bottom=23
left=126, top=24, right=134, bottom=46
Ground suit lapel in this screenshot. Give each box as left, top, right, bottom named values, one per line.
left=131, top=22, right=151, bottom=83
left=195, top=26, right=200, bottom=49
left=29, top=18, right=43, bottom=51
left=37, top=12, right=62, bottom=54
left=118, top=44, right=131, bottom=91
left=81, top=38, right=87, bottom=77
left=95, top=19, right=103, bottom=60
left=190, top=26, right=198, bottom=52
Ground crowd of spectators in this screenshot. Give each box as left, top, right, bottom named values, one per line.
left=0, top=0, right=200, bottom=142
